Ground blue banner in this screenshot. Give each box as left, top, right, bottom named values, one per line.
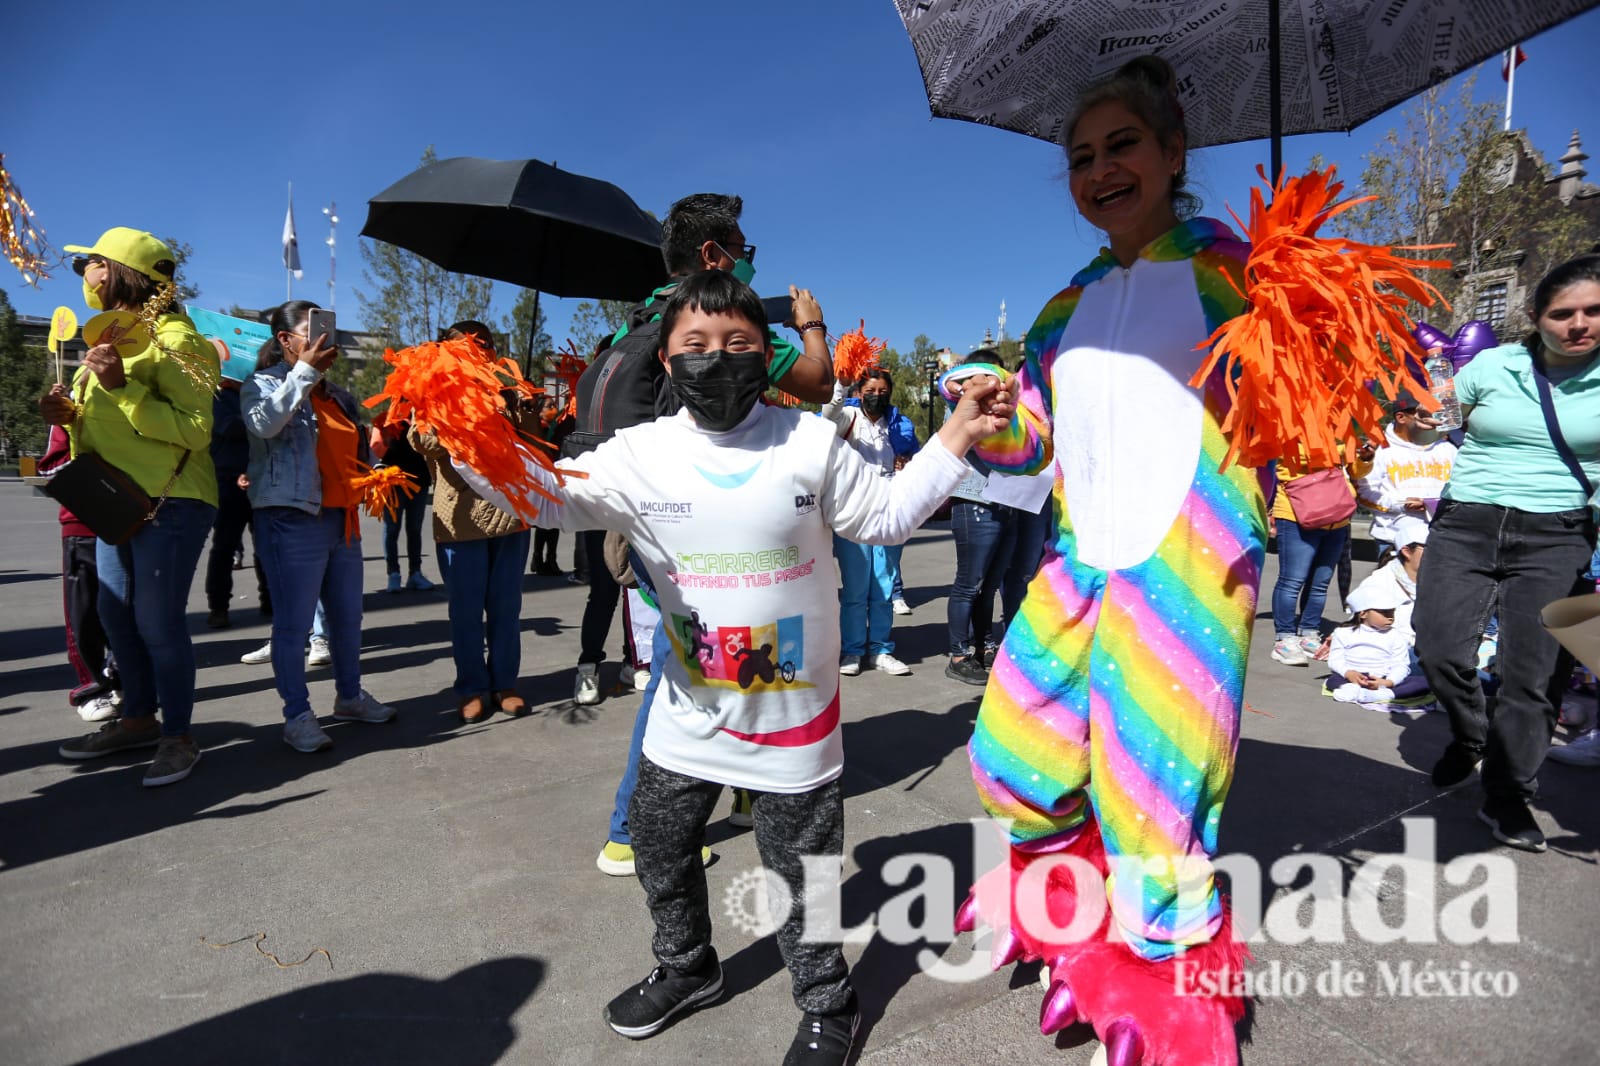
left=186, top=305, right=273, bottom=383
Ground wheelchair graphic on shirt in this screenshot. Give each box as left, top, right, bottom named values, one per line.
left=732, top=643, right=797, bottom=688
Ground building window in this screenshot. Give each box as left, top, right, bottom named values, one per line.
left=1473, top=282, right=1508, bottom=329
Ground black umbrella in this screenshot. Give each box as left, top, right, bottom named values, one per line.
left=894, top=0, right=1600, bottom=176
left=361, top=156, right=662, bottom=299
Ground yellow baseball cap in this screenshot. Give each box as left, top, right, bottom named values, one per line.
left=65, top=227, right=176, bottom=283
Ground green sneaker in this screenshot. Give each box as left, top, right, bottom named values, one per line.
left=596, top=841, right=715, bottom=878
left=597, top=841, right=636, bottom=876
left=59, top=719, right=161, bottom=761
left=728, top=789, right=754, bottom=829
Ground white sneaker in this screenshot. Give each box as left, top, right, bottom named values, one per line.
left=618, top=664, right=648, bottom=692
left=77, top=695, right=119, bottom=722
left=575, top=662, right=600, bottom=706
left=240, top=641, right=273, bottom=665
left=891, top=598, right=913, bottom=616
left=1271, top=638, right=1310, bottom=666
left=839, top=655, right=862, bottom=677
left=331, top=689, right=396, bottom=723
left=871, top=652, right=912, bottom=676
left=1547, top=728, right=1600, bottom=767
left=283, top=711, right=333, bottom=752
left=306, top=637, right=333, bottom=667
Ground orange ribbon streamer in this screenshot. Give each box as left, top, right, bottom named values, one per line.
left=831, top=319, right=886, bottom=383
left=1190, top=166, right=1450, bottom=471
left=364, top=335, right=573, bottom=521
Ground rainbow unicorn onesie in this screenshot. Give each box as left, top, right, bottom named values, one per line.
left=941, top=216, right=1266, bottom=1066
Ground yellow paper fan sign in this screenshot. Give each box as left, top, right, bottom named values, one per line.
left=82, top=310, right=150, bottom=355
left=48, top=306, right=78, bottom=354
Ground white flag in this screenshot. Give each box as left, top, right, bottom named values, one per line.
left=283, top=201, right=303, bottom=279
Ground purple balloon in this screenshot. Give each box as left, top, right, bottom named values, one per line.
left=1412, top=321, right=1452, bottom=352
left=1451, top=320, right=1497, bottom=371
left=1412, top=319, right=1499, bottom=373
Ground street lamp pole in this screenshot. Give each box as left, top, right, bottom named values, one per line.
left=923, top=357, right=939, bottom=438
left=322, top=202, right=338, bottom=311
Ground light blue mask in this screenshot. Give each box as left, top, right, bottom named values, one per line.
left=730, top=257, right=756, bottom=286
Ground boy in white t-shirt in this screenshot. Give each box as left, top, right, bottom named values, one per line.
left=457, top=270, right=1013, bottom=1066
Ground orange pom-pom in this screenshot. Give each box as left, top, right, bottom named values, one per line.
left=351, top=463, right=420, bottom=521
left=365, top=334, right=571, bottom=520
left=1190, top=166, right=1449, bottom=471
left=832, top=320, right=885, bottom=382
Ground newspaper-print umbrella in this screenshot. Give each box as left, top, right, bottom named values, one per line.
left=361, top=156, right=663, bottom=301
left=893, top=0, right=1600, bottom=172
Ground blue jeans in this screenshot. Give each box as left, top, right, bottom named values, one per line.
left=1003, top=497, right=1051, bottom=629
left=383, top=489, right=428, bottom=576
left=947, top=501, right=1015, bottom=656
left=1271, top=520, right=1350, bottom=638
left=437, top=530, right=530, bottom=695
left=609, top=550, right=664, bottom=845
left=255, top=507, right=363, bottom=719
left=96, top=497, right=215, bottom=736
left=834, top=535, right=895, bottom=657
left=887, top=544, right=905, bottom=602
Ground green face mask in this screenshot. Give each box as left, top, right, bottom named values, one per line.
left=82, top=279, right=105, bottom=311
left=730, top=257, right=756, bottom=286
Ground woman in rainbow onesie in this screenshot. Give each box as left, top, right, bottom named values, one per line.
left=943, top=56, right=1264, bottom=1066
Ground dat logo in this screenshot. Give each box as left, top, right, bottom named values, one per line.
left=794, top=492, right=817, bottom=516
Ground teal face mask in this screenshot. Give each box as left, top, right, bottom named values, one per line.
left=713, top=241, right=757, bottom=286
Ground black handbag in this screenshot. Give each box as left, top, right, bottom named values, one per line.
left=44, top=450, right=191, bottom=545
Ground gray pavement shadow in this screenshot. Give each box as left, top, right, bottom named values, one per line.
left=841, top=822, right=976, bottom=1048
left=839, top=697, right=980, bottom=800
left=0, top=688, right=476, bottom=871
left=75, top=957, right=544, bottom=1065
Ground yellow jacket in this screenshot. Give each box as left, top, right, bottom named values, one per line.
left=68, top=313, right=219, bottom=506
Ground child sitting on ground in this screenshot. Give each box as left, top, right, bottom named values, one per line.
left=1326, top=582, right=1433, bottom=710
left=453, top=270, right=1014, bottom=1066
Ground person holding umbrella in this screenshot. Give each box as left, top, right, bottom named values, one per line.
left=948, top=57, right=1261, bottom=1066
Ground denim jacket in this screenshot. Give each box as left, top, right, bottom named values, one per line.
left=243, top=361, right=367, bottom=514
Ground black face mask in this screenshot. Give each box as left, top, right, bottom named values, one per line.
left=861, top=393, right=890, bottom=418
left=668, top=350, right=768, bottom=432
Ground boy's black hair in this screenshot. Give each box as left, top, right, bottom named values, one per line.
left=661, top=193, right=743, bottom=276
left=656, top=270, right=766, bottom=353
left=964, top=347, right=1001, bottom=366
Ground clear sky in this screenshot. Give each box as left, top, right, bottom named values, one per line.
left=9, top=1, right=1599, bottom=354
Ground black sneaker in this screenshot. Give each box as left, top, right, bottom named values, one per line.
left=783, top=998, right=861, bottom=1066
left=205, top=608, right=230, bottom=629
left=1430, top=741, right=1482, bottom=787
left=1477, top=798, right=1547, bottom=853
left=603, top=952, right=723, bottom=1039
left=944, top=656, right=989, bottom=687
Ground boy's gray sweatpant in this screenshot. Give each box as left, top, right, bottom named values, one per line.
left=629, top=755, right=853, bottom=1015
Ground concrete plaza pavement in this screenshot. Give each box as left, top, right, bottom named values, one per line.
left=0, top=480, right=1596, bottom=1065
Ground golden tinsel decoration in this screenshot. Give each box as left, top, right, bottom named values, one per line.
left=0, top=154, right=53, bottom=285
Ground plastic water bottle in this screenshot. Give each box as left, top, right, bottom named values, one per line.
left=1424, top=349, right=1463, bottom=430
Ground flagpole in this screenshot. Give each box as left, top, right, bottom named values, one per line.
left=1504, top=49, right=1515, bottom=132
left=287, top=182, right=293, bottom=300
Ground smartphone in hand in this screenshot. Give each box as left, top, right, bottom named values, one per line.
left=305, top=307, right=337, bottom=349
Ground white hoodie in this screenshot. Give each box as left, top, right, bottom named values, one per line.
left=1356, top=423, right=1456, bottom=543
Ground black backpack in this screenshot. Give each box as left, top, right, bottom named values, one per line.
left=562, top=298, right=678, bottom=458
